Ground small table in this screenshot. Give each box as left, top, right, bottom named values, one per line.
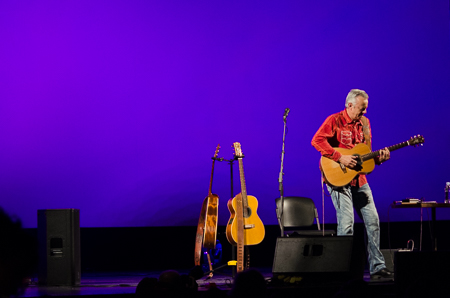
left=391, top=202, right=450, bottom=251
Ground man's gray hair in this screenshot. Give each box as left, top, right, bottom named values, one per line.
left=345, top=89, right=368, bottom=108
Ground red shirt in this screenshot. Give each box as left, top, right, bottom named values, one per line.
left=311, top=109, right=372, bottom=187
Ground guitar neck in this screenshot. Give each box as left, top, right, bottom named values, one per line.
left=208, top=144, right=220, bottom=196
left=362, top=140, right=410, bottom=161
left=235, top=193, right=245, bottom=272
left=238, top=158, right=249, bottom=217
left=208, top=159, right=216, bottom=196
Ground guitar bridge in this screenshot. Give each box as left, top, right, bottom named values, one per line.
left=244, top=224, right=255, bottom=229
left=339, top=163, right=347, bottom=173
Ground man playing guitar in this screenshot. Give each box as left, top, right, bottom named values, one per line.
left=311, top=89, right=393, bottom=280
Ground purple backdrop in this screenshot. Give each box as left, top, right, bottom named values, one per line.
left=1, top=0, right=449, bottom=228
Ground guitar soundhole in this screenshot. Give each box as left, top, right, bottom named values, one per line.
left=352, top=154, right=363, bottom=171
left=243, top=207, right=252, bottom=218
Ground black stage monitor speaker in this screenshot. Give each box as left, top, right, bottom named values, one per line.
left=380, top=249, right=399, bottom=273
left=395, top=251, right=450, bottom=295
left=38, top=209, right=81, bottom=286
left=272, top=236, right=353, bottom=275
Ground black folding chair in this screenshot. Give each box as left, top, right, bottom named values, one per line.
left=275, top=196, right=334, bottom=237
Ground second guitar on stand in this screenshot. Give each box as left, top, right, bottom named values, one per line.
left=226, top=142, right=265, bottom=272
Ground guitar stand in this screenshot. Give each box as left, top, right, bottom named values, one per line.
left=203, top=255, right=252, bottom=282
left=212, top=153, right=254, bottom=277
left=212, top=155, right=240, bottom=278
left=202, top=246, right=251, bottom=279
left=194, top=151, right=241, bottom=281
left=202, top=260, right=237, bottom=279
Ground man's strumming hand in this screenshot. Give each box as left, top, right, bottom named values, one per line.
left=339, top=155, right=358, bottom=169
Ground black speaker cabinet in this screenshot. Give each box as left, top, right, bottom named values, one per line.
left=381, top=249, right=398, bottom=273
left=272, top=236, right=353, bottom=275
left=395, top=251, right=450, bottom=294
left=38, top=209, right=81, bottom=286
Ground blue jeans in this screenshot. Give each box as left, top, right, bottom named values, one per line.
left=327, top=183, right=386, bottom=275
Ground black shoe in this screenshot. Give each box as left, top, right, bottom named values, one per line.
left=370, top=268, right=393, bottom=280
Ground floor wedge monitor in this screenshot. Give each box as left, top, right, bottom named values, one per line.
left=273, top=236, right=353, bottom=275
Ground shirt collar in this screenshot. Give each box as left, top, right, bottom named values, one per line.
left=341, top=109, right=362, bottom=126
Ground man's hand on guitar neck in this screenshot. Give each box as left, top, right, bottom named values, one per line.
left=377, top=147, right=390, bottom=164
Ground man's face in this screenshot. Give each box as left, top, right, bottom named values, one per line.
left=347, top=95, right=368, bottom=120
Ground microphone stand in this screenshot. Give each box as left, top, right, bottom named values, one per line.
left=445, top=182, right=449, bottom=203
left=277, top=109, right=289, bottom=237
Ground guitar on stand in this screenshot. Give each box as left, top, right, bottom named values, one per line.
left=226, top=142, right=265, bottom=272
left=194, top=145, right=220, bottom=277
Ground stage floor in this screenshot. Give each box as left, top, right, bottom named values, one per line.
left=19, top=268, right=396, bottom=298
left=22, top=269, right=236, bottom=297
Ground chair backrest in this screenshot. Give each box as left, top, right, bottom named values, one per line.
left=275, top=196, right=317, bottom=228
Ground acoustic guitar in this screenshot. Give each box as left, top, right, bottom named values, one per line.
left=194, top=144, right=220, bottom=266
left=226, top=142, right=265, bottom=253
left=228, top=191, right=244, bottom=272
left=320, top=135, right=424, bottom=187
left=203, top=145, right=220, bottom=249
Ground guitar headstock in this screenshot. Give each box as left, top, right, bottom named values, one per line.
left=233, top=142, right=244, bottom=159
left=214, top=144, right=220, bottom=158
left=408, top=135, right=425, bottom=147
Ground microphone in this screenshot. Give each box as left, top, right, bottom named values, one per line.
left=283, top=108, right=290, bottom=122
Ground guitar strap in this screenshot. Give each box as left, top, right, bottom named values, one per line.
left=361, top=116, right=372, bottom=151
